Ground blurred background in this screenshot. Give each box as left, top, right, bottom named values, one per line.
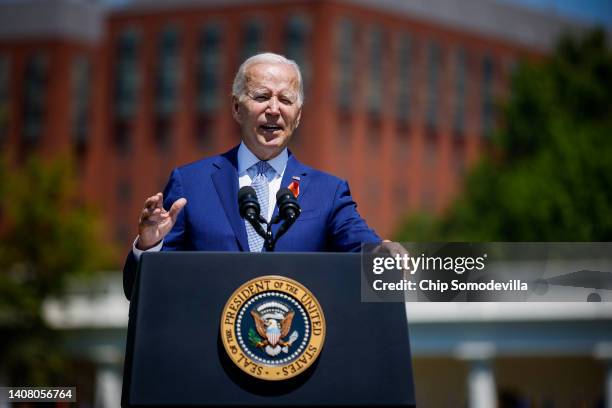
left=0, top=0, right=611, bottom=406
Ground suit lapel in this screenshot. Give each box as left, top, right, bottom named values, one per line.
left=211, top=146, right=249, bottom=251
left=273, top=152, right=311, bottom=221
left=211, top=148, right=310, bottom=251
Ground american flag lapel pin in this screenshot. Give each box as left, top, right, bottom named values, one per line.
left=288, top=177, right=300, bottom=198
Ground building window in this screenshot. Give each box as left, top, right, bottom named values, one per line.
left=425, top=41, right=441, bottom=131
left=395, top=39, right=411, bottom=214
left=196, top=22, right=223, bottom=149
left=395, top=32, right=412, bottom=126
left=114, top=28, right=140, bottom=120
left=506, top=56, right=518, bottom=78
left=156, top=26, right=181, bottom=116
left=71, top=55, right=91, bottom=154
left=0, top=55, right=9, bottom=147
left=334, top=111, right=352, bottom=179
left=453, top=139, right=466, bottom=177
left=114, top=27, right=141, bottom=153
left=197, top=22, right=222, bottom=114
left=285, top=13, right=311, bottom=92
left=336, top=17, right=355, bottom=111
left=421, top=137, right=438, bottom=210
left=395, top=129, right=410, bottom=210
left=22, top=52, right=48, bottom=149
left=242, top=19, right=264, bottom=60
left=155, top=25, right=181, bottom=149
left=453, top=47, right=467, bottom=137
left=115, top=224, right=130, bottom=245
left=117, top=180, right=132, bottom=203
left=481, top=54, right=496, bottom=136
left=367, top=26, right=384, bottom=116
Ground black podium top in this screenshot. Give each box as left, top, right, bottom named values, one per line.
left=122, top=252, right=415, bottom=407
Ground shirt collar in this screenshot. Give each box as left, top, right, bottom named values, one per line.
left=237, top=142, right=288, bottom=177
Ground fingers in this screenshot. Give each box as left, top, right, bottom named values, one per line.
left=140, top=193, right=165, bottom=225
left=144, top=192, right=163, bottom=211
left=383, top=241, right=409, bottom=257
left=139, top=206, right=166, bottom=226
left=373, top=240, right=409, bottom=257
left=168, top=198, right=187, bottom=222
left=139, top=194, right=185, bottom=227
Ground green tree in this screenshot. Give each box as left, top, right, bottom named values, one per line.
left=0, top=155, right=115, bottom=385
left=396, top=28, right=612, bottom=241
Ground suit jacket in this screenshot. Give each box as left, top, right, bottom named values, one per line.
left=123, top=146, right=380, bottom=299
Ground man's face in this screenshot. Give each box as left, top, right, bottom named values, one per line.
left=232, top=62, right=302, bottom=160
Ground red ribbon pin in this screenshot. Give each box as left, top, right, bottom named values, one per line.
left=288, top=180, right=300, bottom=198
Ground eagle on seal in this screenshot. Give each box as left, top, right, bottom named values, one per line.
left=251, top=310, right=295, bottom=347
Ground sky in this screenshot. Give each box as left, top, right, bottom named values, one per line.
left=97, top=0, right=611, bottom=27
left=499, top=0, right=612, bottom=27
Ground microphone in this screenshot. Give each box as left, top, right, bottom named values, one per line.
left=272, top=188, right=301, bottom=245
left=238, top=186, right=267, bottom=239
left=276, top=188, right=301, bottom=222
left=238, top=186, right=260, bottom=221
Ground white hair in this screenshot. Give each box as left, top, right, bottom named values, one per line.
left=232, top=52, right=304, bottom=106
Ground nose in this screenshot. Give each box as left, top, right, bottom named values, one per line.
left=266, top=97, right=280, bottom=115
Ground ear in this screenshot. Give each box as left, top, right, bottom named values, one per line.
left=231, top=95, right=242, bottom=123
left=294, top=106, right=302, bottom=129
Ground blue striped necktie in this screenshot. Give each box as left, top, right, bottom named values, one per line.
left=246, top=161, right=271, bottom=252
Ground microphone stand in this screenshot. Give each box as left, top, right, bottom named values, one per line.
left=256, top=213, right=298, bottom=252
left=263, top=216, right=274, bottom=252
left=239, top=186, right=300, bottom=252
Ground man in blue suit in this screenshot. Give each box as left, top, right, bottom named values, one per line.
left=123, top=52, right=382, bottom=299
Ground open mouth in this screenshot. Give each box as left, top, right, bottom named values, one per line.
left=260, top=124, right=283, bottom=132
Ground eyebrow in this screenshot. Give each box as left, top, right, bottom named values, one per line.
left=249, top=89, right=297, bottom=100
left=249, top=88, right=270, bottom=95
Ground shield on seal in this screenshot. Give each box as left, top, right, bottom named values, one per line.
left=266, top=323, right=281, bottom=346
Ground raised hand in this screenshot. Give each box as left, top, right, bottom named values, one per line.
left=136, top=192, right=187, bottom=250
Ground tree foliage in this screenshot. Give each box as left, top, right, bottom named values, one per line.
left=0, top=155, right=115, bottom=385
left=396, top=29, right=612, bottom=241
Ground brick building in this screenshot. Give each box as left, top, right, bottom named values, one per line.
left=0, top=0, right=584, bottom=247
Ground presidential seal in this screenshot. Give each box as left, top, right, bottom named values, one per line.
left=220, top=275, right=326, bottom=381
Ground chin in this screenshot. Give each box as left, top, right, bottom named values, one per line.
left=257, top=144, right=286, bottom=160
left=257, top=134, right=285, bottom=146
